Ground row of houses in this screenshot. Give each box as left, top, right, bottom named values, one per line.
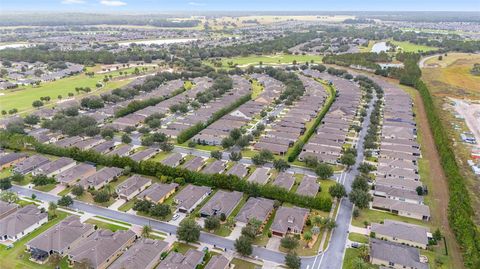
left=23, top=213, right=231, bottom=269
left=299, top=69, right=361, bottom=164
left=192, top=74, right=284, bottom=145
left=163, top=75, right=251, bottom=138
left=371, top=81, right=431, bottom=221
left=254, top=74, right=327, bottom=155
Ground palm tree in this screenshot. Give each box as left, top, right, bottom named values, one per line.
left=142, top=225, right=152, bottom=238
left=303, top=231, right=313, bottom=247
left=103, top=183, right=114, bottom=195
left=48, top=201, right=57, bottom=217
left=358, top=245, right=370, bottom=262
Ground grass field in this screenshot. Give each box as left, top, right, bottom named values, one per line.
left=422, top=53, right=480, bottom=98
left=348, top=233, right=369, bottom=244
left=85, top=218, right=129, bottom=231
left=389, top=40, right=438, bottom=53
left=231, top=258, right=260, bottom=269
left=207, top=54, right=323, bottom=68
left=0, top=67, right=135, bottom=115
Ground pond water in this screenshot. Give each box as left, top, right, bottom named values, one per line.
left=371, top=42, right=391, bottom=53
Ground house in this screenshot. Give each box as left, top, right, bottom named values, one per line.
left=371, top=220, right=430, bottom=249
left=370, top=238, right=428, bottom=269
left=200, top=190, right=243, bottom=218
left=78, top=167, right=123, bottom=190
left=116, top=175, right=152, bottom=200
left=235, top=197, right=274, bottom=227
left=161, top=153, right=184, bottom=167
left=13, top=155, right=50, bottom=175
left=91, top=141, right=116, bottom=154
left=157, top=249, right=204, bottom=269
left=0, top=152, right=27, bottom=170
left=205, top=255, right=230, bottom=269
left=72, top=137, right=104, bottom=150
left=270, top=206, right=309, bottom=237
left=33, top=157, right=76, bottom=177
left=27, top=216, right=94, bottom=261
left=107, top=144, right=134, bottom=157
left=56, top=163, right=97, bottom=186
left=109, top=239, right=170, bottom=269
left=226, top=163, right=249, bottom=178
left=272, top=172, right=295, bottom=191
left=247, top=167, right=271, bottom=185
left=296, top=175, right=319, bottom=197
left=130, top=148, right=158, bottom=162
left=138, top=183, right=179, bottom=204
left=174, top=184, right=212, bottom=213
left=373, top=185, right=424, bottom=205
left=183, top=156, right=205, bottom=172
left=0, top=205, right=48, bottom=242
left=0, top=201, right=17, bottom=219
left=202, top=160, right=226, bottom=174
left=372, top=197, right=430, bottom=221
left=67, top=229, right=136, bottom=269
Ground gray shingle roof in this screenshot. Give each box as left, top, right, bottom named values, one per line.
left=138, top=183, right=179, bottom=204
left=371, top=220, right=429, bottom=246
left=370, top=238, right=428, bottom=269
left=109, top=239, right=169, bottom=269
left=0, top=205, right=48, bottom=238
left=235, top=197, right=274, bottom=224
left=200, top=190, right=243, bottom=218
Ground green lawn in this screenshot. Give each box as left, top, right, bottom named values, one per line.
left=0, top=68, right=133, bottom=115
left=33, top=184, right=56, bottom=192
left=231, top=258, right=260, bottom=269
left=251, top=79, right=264, bottom=99
left=171, top=242, right=197, bottom=254
left=389, top=40, right=438, bottom=53
left=0, top=211, right=69, bottom=269
left=317, top=179, right=336, bottom=200
left=118, top=198, right=137, bottom=212
left=348, top=233, right=369, bottom=244
left=208, top=54, right=324, bottom=68
left=351, top=208, right=430, bottom=228
left=85, top=218, right=128, bottom=231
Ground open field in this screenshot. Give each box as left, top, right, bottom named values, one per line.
left=206, top=54, right=323, bottom=68
left=389, top=40, right=438, bottom=53
left=0, top=67, right=137, bottom=115
left=422, top=53, right=480, bottom=98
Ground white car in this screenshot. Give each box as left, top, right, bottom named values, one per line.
left=172, top=214, right=180, bottom=220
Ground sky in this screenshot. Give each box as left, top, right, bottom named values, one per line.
left=0, top=0, right=479, bottom=12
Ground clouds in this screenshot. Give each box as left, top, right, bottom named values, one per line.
left=61, top=0, right=85, bottom=4
left=188, top=1, right=205, bottom=6
left=100, top=0, right=127, bottom=6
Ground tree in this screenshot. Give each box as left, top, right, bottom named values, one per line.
left=48, top=201, right=57, bottom=217
left=349, top=189, right=370, bottom=209
left=9, top=173, right=24, bottom=183
left=0, top=178, right=12, bottom=190
left=352, top=257, right=371, bottom=269
left=273, top=159, right=290, bottom=171
left=57, top=195, right=74, bottom=207
left=121, top=134, right=132, bottom=144
left=229, top=151, right=242, bottom=161
left=93, top=190, right=110, bottom=203
left=352, top=175, right=370, bottom=192
left=234, top=235, right=253, bottom=256
left=71, top=185, right=84, bottom=196
left=210, top=150, right=222, bottom=160
left=204, top=216, right=221, bottom=231
left=149, top=204, right=171, bottom=218
left=101, top=128, right=115, bottom=139
left=285, top=252, right=301, bottom=269
left=32, top=174, right=56, bottom=186
left=340, top=153, right=356, bottom=167
left=303, top=231, right=313, bottom=246
left=358, top=245, right=370, bottom=261
left=0, top=191, right=18, bottom=203
left=32, top=100, right=44, bottom=108
left=416, top=186, right=424, bottom=196
left=433, top=228, right=442, bottom=241
left=314, top=163, right=333, bottom=179
left=177, top=218, right=201, bottom=243
left=280, top=236, right=299, bottom=250
left=141, top=225, right=152, bottom=238
left=329, top=183, right=347, bottom=199
left=24, top=114, right=40, bottom=125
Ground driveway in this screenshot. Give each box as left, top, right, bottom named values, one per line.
left=49, top=184, right=66, bottom=195
left=169, top=212, right=187, bottom=226
left=108, top=199, right=126, bottom=210
left=227, top=225, right=243, bottom=240
left=266, top=236, right=281, bottom=251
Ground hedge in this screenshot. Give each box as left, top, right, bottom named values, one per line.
left=0, top=131, right=332, bottom=212
left=416, top=80, right=480, bottom=268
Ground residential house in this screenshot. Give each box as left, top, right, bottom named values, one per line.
left=78, top=167, right=123, bottom=190
left=205, top=255, right=230, bottom=269
left=200, top=190, right=243, bottom=218
left=32, top=157, right=76, bottom=177
left=296, top=175, right=319, bottom=197
left=183, top=157, right=205, bottom=172
left=161, top=153, right=184, bottom=167
left=130, top=148, right=158, bottom=162
left=138, top=183, right=179, bottom=204
left=67, top=229, right=136, bottom=269
left=372, top=197, right=430, bottom=221
left=370, top=238, right=428, bottom=269
left=157, top=249, right=204, bottom=269
left=202, top=160, right=226, bottom=174
left=174, top=185, right=212, bottom=213
left=56, top=163, right=97, bottom=186
left=109, top=239, right=170, bottom=269
left=226, top=163, right=248, bottom=178
left=0, top=152, right=27, bottom=170
left=270, top=206, right=309, bottom=237
left=116, top=175, right=151, bottom=200
left=0, top=205, right=48, bottom=242
left=0, top=201, right=17, bottom=219
left=235, top=197, right=274, bottom=227
left=27, top=216, right=94, bottom=261
left=371, top=220, right=430, bottom=249
left=13, top=155, right=50, bottom=175
left=247, top=167, right=271, bottom=185
left=272, top=172, right=295, bottom=191
left=107, top=145, right=134, bottom=157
